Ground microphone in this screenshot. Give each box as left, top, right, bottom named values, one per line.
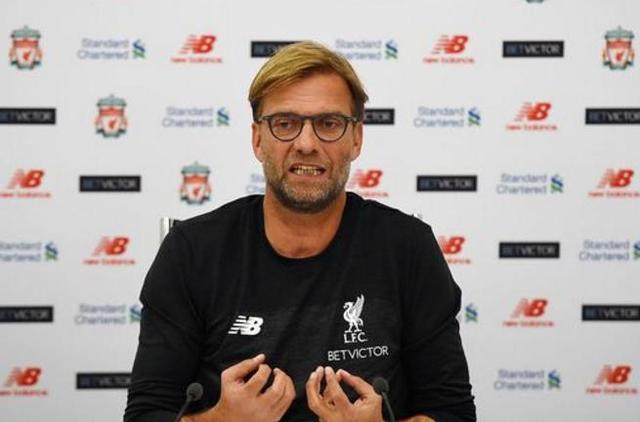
left=174, top=382, right=204, bottom=422
left=373, top=377, right=396, bottom=422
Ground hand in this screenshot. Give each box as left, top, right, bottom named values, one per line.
left=186, top=354, right=296, bottom=422
left=306, top=366, right=383, bottom=422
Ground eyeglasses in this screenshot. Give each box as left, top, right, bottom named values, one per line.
left=256, top=112, right=359, bottom=143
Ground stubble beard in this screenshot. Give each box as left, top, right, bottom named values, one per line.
left=263, top=159, right=351, bottom=214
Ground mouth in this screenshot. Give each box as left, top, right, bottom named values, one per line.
left=289, top=164, right=326, bottom=176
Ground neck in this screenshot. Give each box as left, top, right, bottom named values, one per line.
left=262, top=191, right=347, bottom=259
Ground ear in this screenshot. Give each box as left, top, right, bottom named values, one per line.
left=349, top=122, right=363, bottom=161
left=251, top=122, right=264, bottom=163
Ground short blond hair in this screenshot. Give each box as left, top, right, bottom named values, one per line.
left=248, top=41, right=368, bottom=121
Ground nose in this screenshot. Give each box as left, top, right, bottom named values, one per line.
left=293, top=119, right=321, bottom=154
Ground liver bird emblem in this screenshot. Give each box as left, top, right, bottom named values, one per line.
left=343, top=294, right=365, bottom=333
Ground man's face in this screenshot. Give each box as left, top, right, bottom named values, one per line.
left=251, top=72, right=363, bottom=213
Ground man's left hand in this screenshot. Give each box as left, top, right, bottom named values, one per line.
left=306, top=366, right=383, bottom=422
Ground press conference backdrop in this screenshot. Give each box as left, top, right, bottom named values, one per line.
left=2, top=0, right=640, bottom=420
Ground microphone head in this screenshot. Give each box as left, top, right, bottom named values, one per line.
left=372, top=377, right=389, bottom=395
left=186, top=382, right=203, bottom=402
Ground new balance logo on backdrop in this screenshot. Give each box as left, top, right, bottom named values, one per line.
left=499, top=242, right=560, bottom=258
left=172, top=34, right=222, bottom=64
left=347, top=169, right=388, bottom=198
left=1, top=367, right=47, bottom=396
left=0, top=169, right=51, bottom=199
left=423, top=35, right=474, bottom=64
left=0, top=306, right=53, bottom=323
left=506, top=102, right=558, bottom=131
left=589, top=169, right=639, bottom=198
left=582, top=305, right=640, bottom=321
left=79, top=176, right=141, bottom=192
left=585, top=108, right=640, bottom=124
left=503, top=298, right=554, bottom=327
left=250, top=41, right=298, bottom=58
left=438, top=236, right=471, bottom=265
left=363, top=109, right=395, bottom=125
left=76, top=373, right=131, bottom=389
left=83, top=237, right=135, bottom=266
left=0, top=108, right=55, bottom=124
left=586, top=365, right=637, bottom=395
left=502, top=41, right=564, bottom=57
left=417, top=176, right=477, bottom=192
left=228, top=315, right=263, bottom=335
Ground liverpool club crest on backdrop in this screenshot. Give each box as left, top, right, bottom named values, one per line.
left=95, top=95, right=128, bottom=138
left=180, top=162, right=212, bottom=205
left=602, top=26, right=635, bottom=70
left=10, top=26, right=42, bottom=70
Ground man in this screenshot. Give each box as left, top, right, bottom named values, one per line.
left=125, top=41, right=475, bottom=422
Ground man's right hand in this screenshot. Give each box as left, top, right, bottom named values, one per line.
left=184, top=354, right=296, bottom=422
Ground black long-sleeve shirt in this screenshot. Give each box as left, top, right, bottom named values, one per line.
left=124, top=193, right=475, bottom=421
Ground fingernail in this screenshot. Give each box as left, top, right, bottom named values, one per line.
left=309, top=371, right=316, bottom=380
left=325, top=366, right=334, bottom=375
left=338, top=369, right=351, bottom=376
left=254, top=353, right=265, bottom=362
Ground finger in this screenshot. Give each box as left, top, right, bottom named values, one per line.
left=323, top=366, right=350, bottom=408
left=336, top=369, right=376, bottom=399
left=269, top=369, right=296, bottom=417
left=245, top=363, right=272, bottom=395
left=221, top=354, right=265, bottom=383
left=263, top=367, right=287, bottom=403
left=306, top=367, right=328, bottom=417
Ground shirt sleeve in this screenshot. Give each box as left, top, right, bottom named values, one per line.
left=124, top=227, right=207, bottom=422
left=401, top=224, right=476, bottom=422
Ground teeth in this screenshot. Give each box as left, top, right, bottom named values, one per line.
left=292, top=165, right=323, bottom=176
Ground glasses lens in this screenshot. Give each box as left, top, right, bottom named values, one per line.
left=313, top=114, right=347, bottom=142
left=269, top=114, right=301, bottom=141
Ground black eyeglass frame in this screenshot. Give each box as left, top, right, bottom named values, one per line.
left=255, top=112, right=360, bottom=143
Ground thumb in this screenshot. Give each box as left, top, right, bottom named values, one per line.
left=222, top=354, right=266, bottom=382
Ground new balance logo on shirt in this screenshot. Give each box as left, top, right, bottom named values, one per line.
left=228, top=315, right=264, bottom=335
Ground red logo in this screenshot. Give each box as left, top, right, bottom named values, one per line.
left=503, top=298, right=554, bottom=327
left=599, top=169, right=634, bottom=188
left=84, top=237, right=135, bottom=266
left=180, top=35, right=216, bottom=54
left=423, top=35, right=474, bottom=64
left=347, top=169, right=388, bottom=198
left=4, top=368, right=41, bottom=387
left=432, top=35, right=469, bottom=54
left=172, top=34, right=222, bottom=64
left=589, top=169, right=639, bottom=198
left=0, top=367, right=47, bottom=397
left=506, top=102, right=557, bottom=131
left=7, top=169, right=44, bottom=189
left=438, top=236, right=471, bottom=265
left=0, top=169, right=50, bottom=199
left=587, top=365, right=637, bottom=395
